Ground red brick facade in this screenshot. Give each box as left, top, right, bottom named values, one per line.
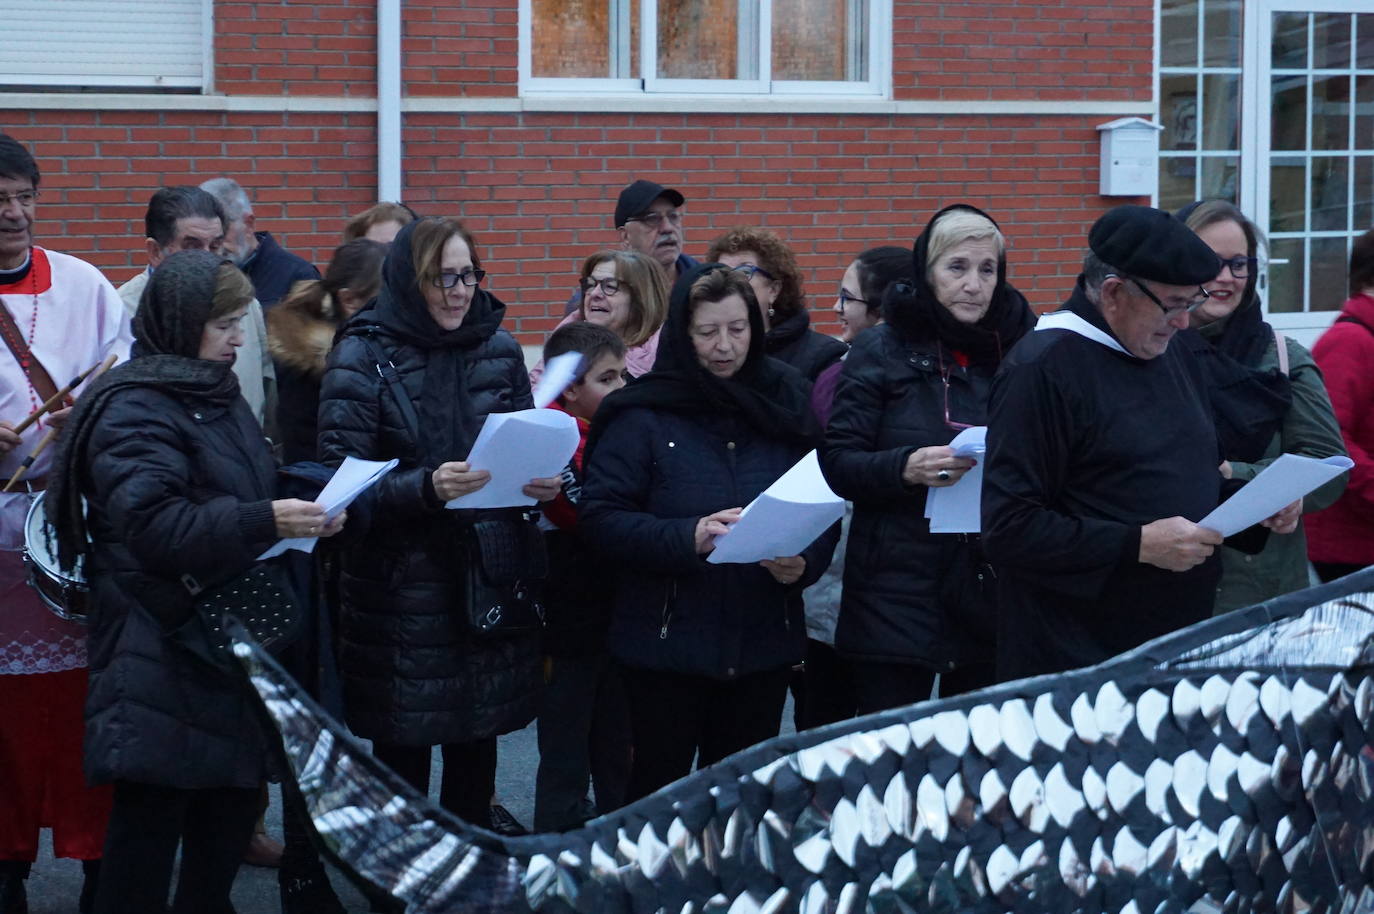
left=0, top=0, right=1154, bottom=342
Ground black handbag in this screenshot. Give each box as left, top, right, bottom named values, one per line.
left=461, top=517, right=548, bottom=637
left=182, top=562, right=302, bottom=653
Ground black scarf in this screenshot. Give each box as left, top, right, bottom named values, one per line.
left=47, top=250, right=243, bottom=571
left=340, top=220, right=506, bottom=464
left=1171, top=203, right=1292, bottom=464
left=884, top=204, right=1035, bottom=366
left=587, top=263, right=818, bottom=465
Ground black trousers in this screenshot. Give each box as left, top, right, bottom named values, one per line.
left=620, top=664, right=791, bottom=803
left=370, top=738, right=496, bottom=825
left=93, top=781, right=259, bottom=914
left=791, top=638, right=858, bottom=732
left=851, top=659, right=997, bottom=717
left=534, top=652, right=632, bottom=832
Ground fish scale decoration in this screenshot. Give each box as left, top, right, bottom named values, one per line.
left=231, top=570, right=1374, bottom=913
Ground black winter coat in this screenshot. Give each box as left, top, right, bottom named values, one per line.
left=581, top=407, right=837, bottom=680
left=317, top=320, right=542, bottom=745
left=245, top=231, right=320, bottom=309
left=766, top=310, right=847, bottom=382
left=819, top=326, right=997, bottom=669
left=82, top=387, right=280, bottom=789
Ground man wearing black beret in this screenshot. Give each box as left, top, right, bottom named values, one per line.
left=981, top=205, right=1279, bottom=680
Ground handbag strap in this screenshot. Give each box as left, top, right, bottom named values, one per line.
left=357, top=333, right=422, bottom=443
left=0, top=298, right=59, bottom=402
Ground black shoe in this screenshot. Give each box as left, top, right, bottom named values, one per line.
left=79, top=859, right=100, bottom=914
left=279, top=863, right=346, bottom=914
left=0, top=861, right=29, bottom=914
left=487, top=804, right=529, bottom=837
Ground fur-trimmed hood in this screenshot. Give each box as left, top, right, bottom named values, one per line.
left=267, top=292, right=340, bottom=378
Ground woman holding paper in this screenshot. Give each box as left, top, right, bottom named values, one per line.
left=44, top=251, right=345, bottom=913
left=819, top=205, right=1034, bottom=713
left=580, top=264, right=837, bottom=800
left=317, top=218, right=556, bottom=840
left=1175, top=200, right=1346, bottom=610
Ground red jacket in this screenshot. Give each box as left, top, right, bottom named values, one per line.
left=1306, top=292, right=1374, bottom=564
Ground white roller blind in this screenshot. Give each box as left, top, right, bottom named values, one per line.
left=0, top=0, right=206, bottom=88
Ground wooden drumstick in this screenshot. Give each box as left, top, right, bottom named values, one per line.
left=12, top=353, right=117, bottom=435
left=3, top=426, right=57, bottom=493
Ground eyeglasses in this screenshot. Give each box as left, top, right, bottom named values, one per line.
left=837, top=289, right=869, bottom=315
left=0, top=189, right=38, bottom=208
left=1219, top=256, right=1259, bottom=279
left=433, top=269, right=485, bottom=289
left=938, top=347, right=989, bottom=431
left=580, top=276, right=621, bottom=296
left=730, top=263, right=775, bottom=281
left=1109, top=274, right=1209, bottom=316
left=625, top=210, right=683, bottom=229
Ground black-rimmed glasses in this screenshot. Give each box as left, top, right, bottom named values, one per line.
left=1219, top=256, right=1258, bottom=279
left=625, top=210, right=683, bottom=229
left=837, top=289, right=869, bottom=315
left=433, top=269, right=486, bottom=289
left=1109, top=273, right=1209, bottom=316
left=580, top=276, right=622, bottom=296
left=730, top=263, right=775, bottom=281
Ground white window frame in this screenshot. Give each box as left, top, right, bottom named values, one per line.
left=0, top=0, right=213, bottom=91
left=517, top=0, right=889, bottom=98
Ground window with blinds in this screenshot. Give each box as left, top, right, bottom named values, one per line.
left=0, top=0, right=207, bottom=90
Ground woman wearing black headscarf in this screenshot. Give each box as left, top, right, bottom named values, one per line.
left=819, top=205, right=1035, bottom=712
left=1175, top=200, right=1346, bottom=612
left=45, top=250, right=342, bottom=914
left=317, top=217, right=555, bottom=837
left=580, top=264, right=837, bottom=800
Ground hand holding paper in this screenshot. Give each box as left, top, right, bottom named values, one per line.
left=1197, top=454, right=1352, bottom=537
left=258, top=456, right=399, bottom=559
left=924, top=426, right=988, bottom=534
left=707, top=451, right=843, bottom=565
left=446, top=409, right=580, bottom=509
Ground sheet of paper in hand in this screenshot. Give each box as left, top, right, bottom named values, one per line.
left=924, top=425, right=987, bottom=534
left=707, top=450, right=843, bottom=565
left=1197, top=453, right=1353, bottom=537
left=446, top=409, right=580, bottom=510
left=258, top=456, right=399, bottom=559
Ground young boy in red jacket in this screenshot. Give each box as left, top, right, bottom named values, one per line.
left=533, top=322, right=631, bottom=831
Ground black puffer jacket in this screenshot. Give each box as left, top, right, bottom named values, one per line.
left=82, top=387, right=279, bottom=789
left=582, top=408, right=835, bottom=679
left=819, top=204, right=1034, bottom=670
left=318, top=313, right=540, bottom=745
left=766, top=309, right=847, bottom=381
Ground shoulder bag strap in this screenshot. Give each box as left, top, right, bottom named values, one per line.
left=1336, top=313, right=1374, bottom=335
left=1273, top=328, right=1289, bottom=376
left=356, top=333, right=422, bottom=443
left=0, top=297, right=59, bottom=402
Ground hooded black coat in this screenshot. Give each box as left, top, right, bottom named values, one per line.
left=580, top=264, right=838, bottom=680
left=316, top=223, right=540, bottom=745
left=818, top=205, right=1035, bottom=670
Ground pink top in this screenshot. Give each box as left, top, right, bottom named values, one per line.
left=528, top=310, right=661, bottom=385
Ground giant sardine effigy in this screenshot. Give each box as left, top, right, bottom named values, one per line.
left=231, top=569, right=1374, bottom=913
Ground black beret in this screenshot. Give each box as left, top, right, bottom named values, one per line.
left=614, top=179, right=685, bottom=228
left=1089, top=205, right=1220, bottom=286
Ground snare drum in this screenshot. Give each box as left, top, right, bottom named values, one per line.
left=22, top=491, right=88, bottom=623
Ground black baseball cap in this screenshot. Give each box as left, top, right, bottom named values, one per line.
left=614, top=180, right=686, bottom=228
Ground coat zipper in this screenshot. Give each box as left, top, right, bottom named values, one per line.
left=659, top=579, right=677, bottom=640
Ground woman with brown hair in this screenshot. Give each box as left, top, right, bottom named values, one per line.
left=709, top=226, right=846, bottom=380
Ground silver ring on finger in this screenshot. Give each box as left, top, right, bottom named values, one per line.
left=937, top=470, right=952, bottom=482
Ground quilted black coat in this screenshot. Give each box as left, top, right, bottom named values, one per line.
left=317, top=316, right=542, bottom=746
left=765, top=309, right=847, bottom=382
left=82, top=386, right=280, bottom=789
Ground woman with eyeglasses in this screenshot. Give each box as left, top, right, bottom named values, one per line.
left=531, top=250, right=669, bottom=384
left=819, top=206, right=1034, bottom=714
left=708, top=227, right=847, bottom=381
left=1174, top=200, right=1346, bottom=612
left=316, top=218, right=557, bottom=864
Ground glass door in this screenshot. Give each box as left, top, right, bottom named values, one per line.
left=1252, top=3, right=1374, bottom=327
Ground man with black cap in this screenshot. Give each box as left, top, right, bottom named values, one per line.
left=564, top=179, right=697, bottom=314
left=981, top=205, right=1279, bottom=680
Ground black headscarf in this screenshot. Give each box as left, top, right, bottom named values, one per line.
left=340, top=219, right=507, bottom=463
left=1172, top=201, right=1292, bottom=463
left=47, top=250, right=245, bottom=570
left=587, top=263, right=818, bottom=463
left=883, top=204, right=1035, bottom=366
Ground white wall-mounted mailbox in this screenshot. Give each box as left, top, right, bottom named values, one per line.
left=1097, top=117, right=1163, bottom=197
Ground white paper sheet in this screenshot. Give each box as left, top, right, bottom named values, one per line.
left=446, top=409, right=581, bottom=510
left=258, top=456, right=399, bottom=558
left=923, top=426, right=987, bottom=533
left=707, top=450, right=844, bottom=565
left=1197, top=453, right=1354, bottom=537
left=531, top=352, right=583, bottom=410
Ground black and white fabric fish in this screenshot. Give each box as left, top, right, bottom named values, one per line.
left=231, top=569, right=1374, bottom=913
